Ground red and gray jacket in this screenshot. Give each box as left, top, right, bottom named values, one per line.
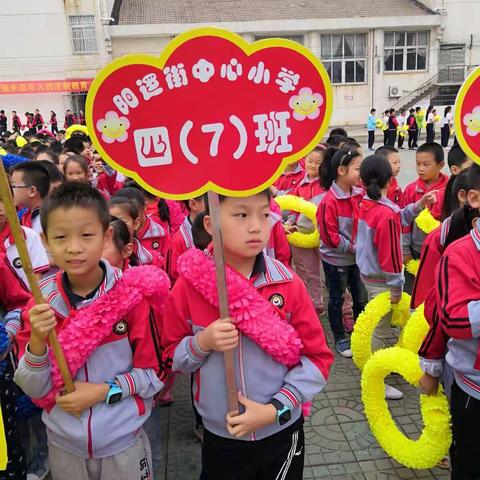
left=387, top=177, right=403, bottom=206
left=136, top=216, right=170, bottom=265
left=420, top=222, right=480, bottom=399
left=166, top=216, right=194, bottom=283
left=356, top=197, right=406, bottom=298
left=161, top=252, right=333, bottom=441
left=317, top=182, right=363, bottom=266
left=14, top=261, right=164, bottom=458
left=265, top=212, right=291, bottom=266
left=274, top=163, right=305, bottom=196
left=401, top=173, right=449, bottom=255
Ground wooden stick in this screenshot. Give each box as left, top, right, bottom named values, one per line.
left=0, top=159, right=74, bottom=394
left=207, top=191, right=238, bottom=413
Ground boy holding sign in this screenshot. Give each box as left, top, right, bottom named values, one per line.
left=161, top=189, right=333, bottom=479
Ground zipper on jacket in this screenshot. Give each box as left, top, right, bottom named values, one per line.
left=84, top=364, right=94, bottom=458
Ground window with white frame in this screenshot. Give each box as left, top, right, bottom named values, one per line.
left=384, top=31, right=429, bottom=72
left=320, top=34, right=367, bottom=84
left=69, top=15, right=98, bottom=53
left=254, top=35, right=304, bottom=45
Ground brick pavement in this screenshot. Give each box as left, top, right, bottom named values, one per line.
left=155, top=315, right=451, bottom=480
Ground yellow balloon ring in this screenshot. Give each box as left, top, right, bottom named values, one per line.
left=351, top=291, right=410, bottom=371
left=398, top=303, right=429, bottom=354
left=274, top=195, right=320, bottom=248
left=65, top=124, right=89, bottom=140
left=415, top=208, right=440, bottom=235
left=362, top=347, right=451, bottom=469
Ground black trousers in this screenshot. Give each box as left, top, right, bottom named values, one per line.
left=383, top=130, right=388, bottom=146
left=202, top=418, right=304, bottom=480
left=398, top=133, right=404, bottom=148
left=368, top=130, right=375, bottom=149
left=387, top=130, right=397, bottom=147
left=51, top=124, right=59, bottom=135
left=426, top=123, right=435, bottom=143
left=450, top=381, right=480, bottom=479
left=441, top=125, right=450, bottom=148
left=408, top=130, right=418, bottom=149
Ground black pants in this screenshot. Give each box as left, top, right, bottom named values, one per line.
left=202, top=418, right=304, bottom=480
left=441, top=125, right=450, bottom=148
left=398, top=133, right=404, bottom=148
left=408, top=130, right=418, bottom=149
left=383, top=130, right=388, bottom=146
left=368, top=130, right=375, bottom=149
left=51, top=124, right=58, bottom=135
left=426, top=123, right=435, bottom=143
left=450, top=381, right=480, bottom=479
left=387, top=130, right=397, bottom=146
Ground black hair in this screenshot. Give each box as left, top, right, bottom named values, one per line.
left=11, top=161, right=50, bottom=198
left=182, top=195, right=205, bottom=212
left=320, top=147, right=361, bottom=190
left=41, top=181, right=109, bottom=235
left=0, top=110, right=4, bottom=114
left=370, top=108, right=376, bottom=114
left=115, top=187, right=146, bottom=209
left=447, top=145, right=469, bottom=170
left=64, top=155, right=89, bottom=177
left=109, top=196, right=140, bottom=220
left=342, top=138, right=361, bottom=149
left=375, top=145, right=398, bottom=157
left=416, top=142, right=444, bottom=164
left=360, top=155, right=393, bottom=201
left=19, top=147, right=35, bottom=160
left=36, top=160, right=64, bottom=185
left=467, top=163, right=480, bottom=190
left=63, top=136, right=85, bottom=155
left=123, top=180, right=171, bottom=225
left=192, top=211, right=212, bottom=250
left=444, top=204, right=480, bottom=249
left=409, top=108, right=415, bottom=113
left=326, top=134, right=347, bottom=147
left=50, top=141, right=63, bottom=155
left=444, top=106, right=452, bottom=117
left=389, top=108, right=395, bottom=114
left=58, top=130, right=66, bottom=135
left=441, top=167, right=471, bottom=220
left=34, top=148, right=59, bottom=164
left=109, top=216, right=138, bottom=266
left=204, top=189, right=272, bottom=214
left=29, top=141, right=43, bottom=152
left=425, top=105, right=433, bottom=121
left=415, top=106, right=421, bottom=112
left=329, top=127, right=348, bottom=138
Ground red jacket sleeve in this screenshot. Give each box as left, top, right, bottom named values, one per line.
left=270, top=221, right=291, bottom=266
left=317, top=198, right=351, bottom=251
left=420, top=288, right=449, bottom=360
left=0, top=260, right=31, bottom=312
left=374, top=215, right=403, bottom=275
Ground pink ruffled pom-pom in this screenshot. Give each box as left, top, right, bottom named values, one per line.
left=33, top=266, right=170, bottom=410
left=166, top=200, right=187, bottom=236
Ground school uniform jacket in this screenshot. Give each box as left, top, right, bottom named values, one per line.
left=136, top=216, right=170, bottom=264
left=420, top=222, right=480, bottom=399
left=166, top=217, right=194, bottom=283
left=21, top=207, right=42, bottom=235
left=401, top=173, right=449, bottom=255
left=387, top=177, right=403, bottom=206
left=274, top=164, right=305, bottom=196
left=317, top=182, right=363, bottom=266
left=14, top=260, right=164, bottom=458
left=161, top=252, right=333, bottom=441
left=265, top=212, right=291, bottom=266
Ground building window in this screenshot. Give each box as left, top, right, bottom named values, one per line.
left=320, top=34, right=367, bottom=84
left=254, top=35, right=304, bottom=45
left=69, top=15, right=98, bottom=53
left=384, top=31, right=428, bottom=72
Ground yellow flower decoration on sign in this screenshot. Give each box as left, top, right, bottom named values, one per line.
left=274, top=195, right=320, bottom=248
left=415, top=208, right=440, bottom=235
left=362, top=347, right=451, bottom=469
left=351, top=291, right=410, bottom=371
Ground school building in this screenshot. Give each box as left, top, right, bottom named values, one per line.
left=0, top=0, right=479, bottom=127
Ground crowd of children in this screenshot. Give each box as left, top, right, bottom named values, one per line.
left=0, top=120, right=478, bottom=480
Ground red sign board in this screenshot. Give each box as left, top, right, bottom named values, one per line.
left=86, top=28, right=332, bottom=199
left=0, top=79, right=92, bottom=95
left=455, top=66, right=480, bottom=165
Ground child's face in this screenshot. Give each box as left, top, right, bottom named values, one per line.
left=109, top=205, right=140, bottom=236
left=56, top=133, right=65, bottom=142
left=10, top=171, right=34, bottom=207
left=416, top=152, right=443, bottom=183
left=93, top=157, right=105, bottom=174
left=206, top=194, right=272, bottom=262
left=44, top=206, right=110, bottom=279
left=65, top=162, right=88, bottom=182
left=338, top=156, right=362, bottom=188
left=102, top=236, right=133, bottom=270
left=387, top=152, right=401, bottom=177
left=305, top=151, right=322, bottom=178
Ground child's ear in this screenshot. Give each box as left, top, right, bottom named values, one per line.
left=450, top=165, right=460, bottom=176
left=458, top=189, right=467, bottom=206
left=203, top=215, right=213, bottom=236
left=133, top=217, right=141, bottom=231
left=122, top=242, right=134, bottom=259
left=438, top=161, right=445, bottom=171
left=337, top=165, right=347, bottom=177
left=103, top=226, right=113, bottom=246
left=467, top=189, right=480, bottom=210
left=29, top=185, right=38, bottom=199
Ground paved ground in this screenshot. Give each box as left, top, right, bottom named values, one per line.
left=152, top=145, right=454, bottom=480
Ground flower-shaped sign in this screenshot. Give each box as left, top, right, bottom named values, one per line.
left=454, top=66, right=480, bottom=165
left=86, top=27, right=332, bottom=199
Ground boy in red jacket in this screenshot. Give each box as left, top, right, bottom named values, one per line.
left=402, top=142, right=449, bottom=261
left=375, top=145, right=402, bottom=205
left=161, top=190, right=333, bottom=479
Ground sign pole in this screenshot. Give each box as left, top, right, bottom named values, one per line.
left=0, top=160, right=74, bottom=394
left=207, top=191, right=238, bottom=413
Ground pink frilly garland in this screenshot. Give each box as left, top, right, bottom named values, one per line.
left=177, top=249, right=312, bottom=415
left=166, top=200, right=187, bottom=236
left=33, top=265, right=170, bottom=410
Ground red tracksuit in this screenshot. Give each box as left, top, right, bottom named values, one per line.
left=136, top=216, right=170, bottom=264
left=274, top=164, right=305, bottom=195
left=387, top=177, right=403, bottom=206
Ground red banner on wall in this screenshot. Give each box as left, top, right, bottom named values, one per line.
left=0, top=79, right=92, bottom=95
